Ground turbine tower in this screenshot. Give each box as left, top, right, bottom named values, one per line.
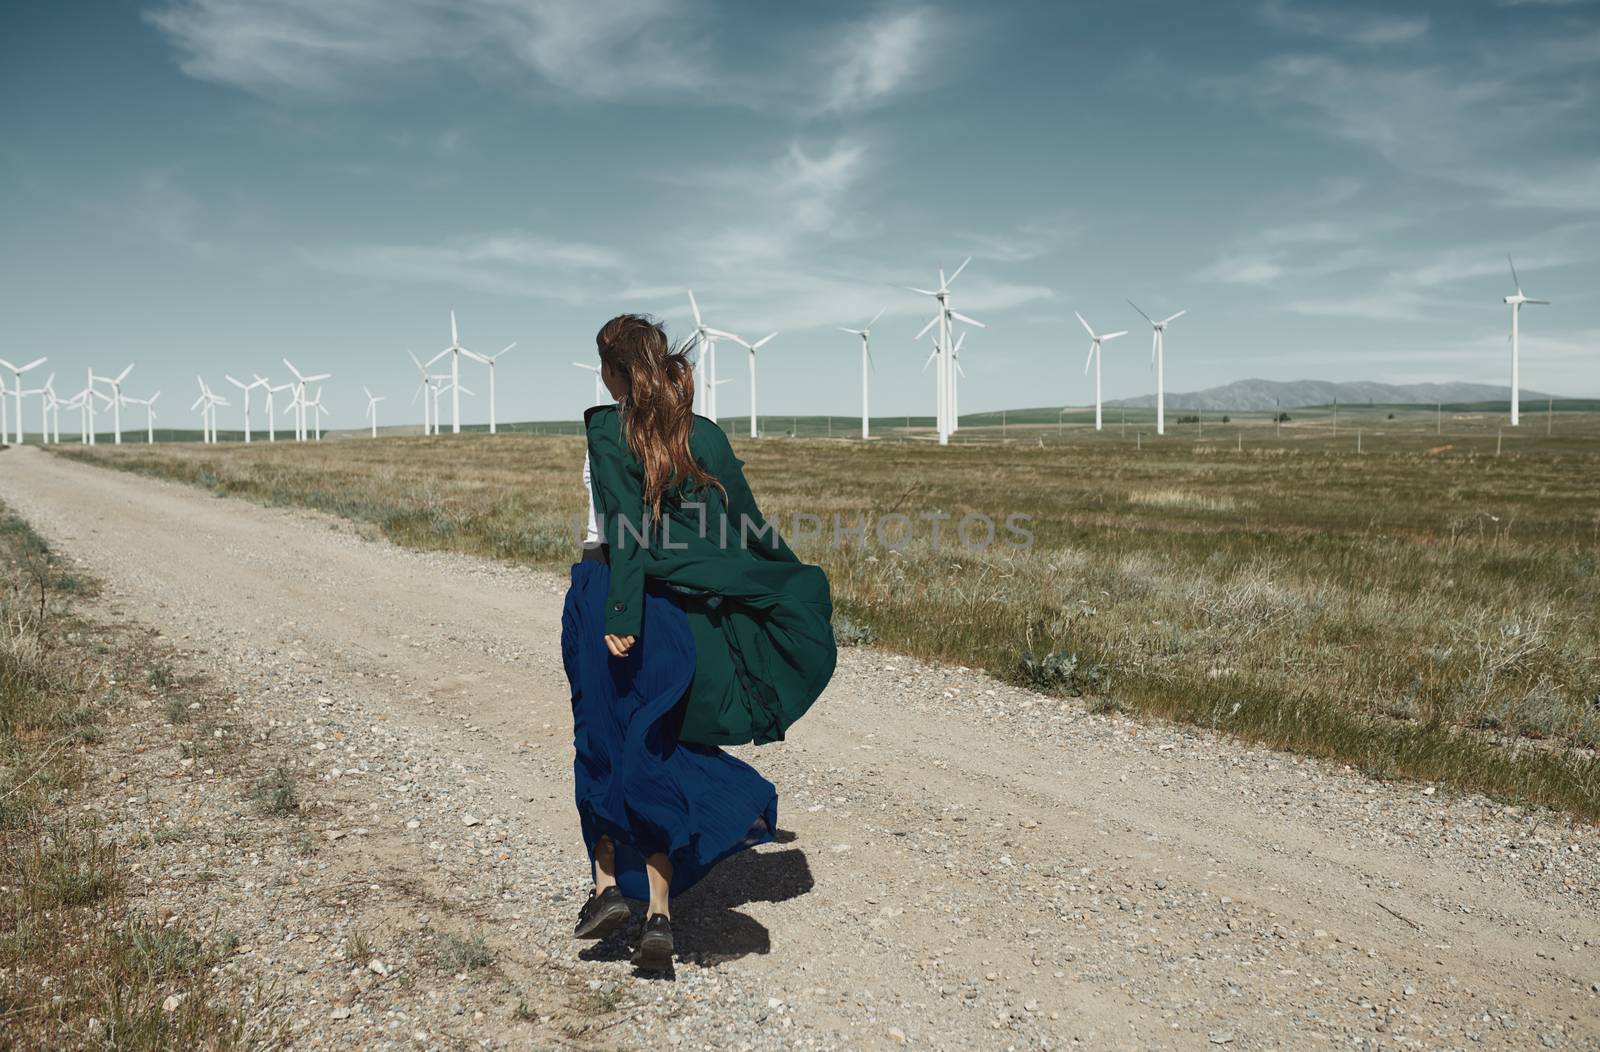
left=363, top=387, right=386, bottom=438
left=574, top=362, right=605, bottom=405
left=840, top=308, right=885, bottom=440
left=262, top=378, right=292, bottom=443
left=192, top=377, right=228, bottom=444
left=0, top=355, right=47, bottom=444
left=225, top=374, right=268, bottom=443
left=1075, top=312, right=1127, bottom=432
left=728, top=331, right=777, bottom=439
left=480, top=342, right=515, bottom=434
left=908, top=258, right=984, bottom=445
left=282, top=359, right=331, bottom=442
left=426, top=310, right=501, bottom=434
left=1128, top=302, right=1186, bottom=436
left=685, top=291, right=739, bottom=421
left=1503, top=255, right=1549, bottom=427
left=92, top=364, right=135, bottom=444
left=407, top=351, right=435, bottom=435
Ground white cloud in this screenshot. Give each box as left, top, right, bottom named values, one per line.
left=1238, top=32, right=1600, bottom=211
left=302, top=231, right=627, bottom=302
left=1259, top=0, right=1429, bottom=47
left=821, top=7, right=936, bottom=112
left=145, top=0, right=709, bottom=100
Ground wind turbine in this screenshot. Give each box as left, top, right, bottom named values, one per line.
left=192, top=378, right=228, bottom=443
left=573, top=362, right=606, bottom=406
left=1128, top=302, right=1186, bottom=436
left=1503, top=255, right=1549, bottom=427
left=1075, top=312, right=1127, bottom=432
left=685, top=291, right=740, bottom=421
left=308, top=388, right=330, bottom=441
left=42, top=375, right=62, bottom=444
left=91, top=364, right=134, bottom=444
left=225, top=374, right=268, bottom=443
left=282, top=359, right=330, bottom=442
left=83, top=368, right=101, bottom=444
left=127, top=391, right=161, bottom=443
left=426, top=310, right=501, bottom=434
left=407, top=351, right=435, bottom=435
left=261, top=378, right=292, bottom=442
left=20, top=373, right=53, bottom=445
left=729, top=331, right=777, bottom=438
left=429, top=375, right=468, bottom=430
left=840, top=308, right=885, bottom=440
left=908, top=258, right=985, bottom=445
left=0, top=355, right=47, bottom=444
left=363, top=387, right=385, bottom=438
left=480, top=342, right=515, bottom=434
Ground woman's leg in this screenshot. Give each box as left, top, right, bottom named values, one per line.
left=593, top=836, right=618, bottom=893
left=645, top=852, right=673, bottom=918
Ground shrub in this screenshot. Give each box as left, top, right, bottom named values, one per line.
left=1018, top=650, right=1111, bottom=698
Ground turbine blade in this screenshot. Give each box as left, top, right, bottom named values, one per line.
left=1084, top=344, right=1095, bottom=374
left=687, top=289, right=702, bottom=327
left=867, top=307, right=886, bottom=328
left=947, top=256, right=972, bottom=284
left=1527, top=298, right=1550, bottom=305
left=751, top=332, right=777, bottom=350
left=282, top=358, right=303, bottom=380
left=1161, top=309, right=1187, bottom=324
left=1507, top=253, right=1521, bottom=291
left=915, top=314, right=940, bottom=341
left=903, top=286, right=937, bottom=296
left=922, top=347, right=938, bottom=372
left=1127, top=299, right=1154, bottom=324
left=1103, top=330, right=1129, bottom=341
left=19, top=357, right=47, bottom=373
left=451, top=309, right=459, bottom=346
left=1075, top=311, right=1096, bottom=338
left=949, top=310, right=986, bottom=329
left=425, top=349, right=450, bottom=367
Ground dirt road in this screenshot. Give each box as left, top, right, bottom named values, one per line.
left=2, top=444, right=1595, bottom=1050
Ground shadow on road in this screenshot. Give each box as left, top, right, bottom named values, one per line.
left=578, top=841, right=814, bottom=973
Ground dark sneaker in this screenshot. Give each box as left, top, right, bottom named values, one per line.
left=574, top=886, right=631, bottom=940
left=631, top=913, right=674, bottom=971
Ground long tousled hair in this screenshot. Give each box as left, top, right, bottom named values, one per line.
left=595, top=314, right=723, bottom=521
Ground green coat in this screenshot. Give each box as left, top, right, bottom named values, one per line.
left=583, top=405, right=835, bottom=746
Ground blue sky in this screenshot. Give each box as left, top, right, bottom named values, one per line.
left=3, top=0, right=1597, bottom=429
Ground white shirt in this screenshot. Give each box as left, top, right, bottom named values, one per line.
left=581, top=452, right=603, bottom=549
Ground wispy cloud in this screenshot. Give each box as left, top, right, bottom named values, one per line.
left=820, top=7, right=937, bottom=112
left=145, top=0, right=710, bottom=101
left=302, top=230, right=627, bottom=302
left=1232, top=27, right=1600, bottom=212
left=1259, top=0, right=1429, bottom=47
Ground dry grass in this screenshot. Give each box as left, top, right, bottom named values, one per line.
left=54, top=409, right=1600, bottom=819
left=0, top=505, right=276, bottom=1049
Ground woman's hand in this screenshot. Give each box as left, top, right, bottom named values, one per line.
left=604, top=634, right=636, bottom=658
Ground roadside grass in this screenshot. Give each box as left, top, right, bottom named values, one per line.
left=53, top=412, right=1600, bottom=819
left=0, top=504, right=274, bottom=1048
left=435, top=928, right=492, bottom=974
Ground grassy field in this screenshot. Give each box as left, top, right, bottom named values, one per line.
left=0, top=505, right=271, bottom=1046
left=52, top=406, right=1600, bottom=819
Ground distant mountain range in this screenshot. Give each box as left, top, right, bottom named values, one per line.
left=1105, top=379, right=1553, bottom=412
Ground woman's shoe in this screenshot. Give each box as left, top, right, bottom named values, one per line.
left=632, top=913, right=674, bottom=971
left=574, top=886, right=632, bottom=939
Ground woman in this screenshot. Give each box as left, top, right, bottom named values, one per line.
left=562, top=314, right=835, bottom=971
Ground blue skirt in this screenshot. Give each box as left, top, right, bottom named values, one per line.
left=562, top=560, right=777, bottom=901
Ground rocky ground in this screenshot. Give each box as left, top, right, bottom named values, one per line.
left=2, top=444, right=1597, bottom=1051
